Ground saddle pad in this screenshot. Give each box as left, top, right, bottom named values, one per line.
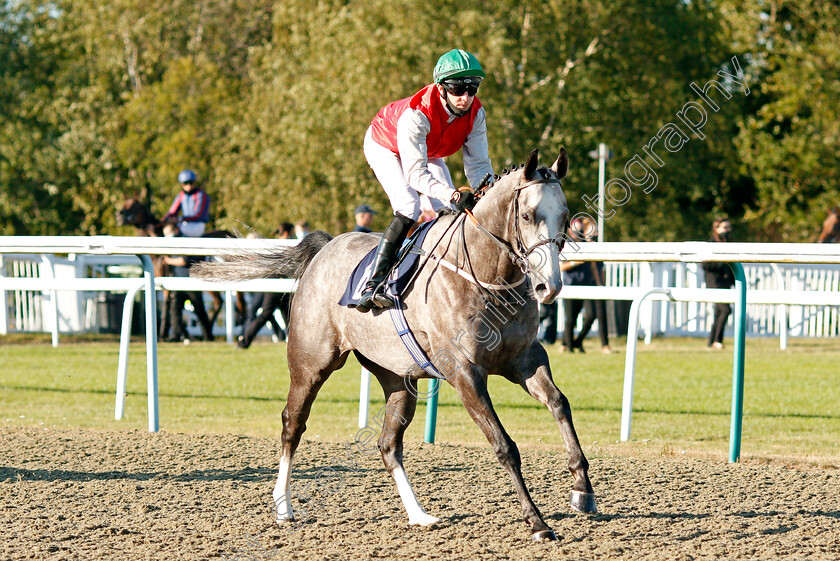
left=339, top=220, right=434, bottom=308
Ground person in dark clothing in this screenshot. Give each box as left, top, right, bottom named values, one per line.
left=161, top=223, right=214, bottom=342
left=239, top=292, right=291, bottom=348
left=703, top=217, right=735, bottom=349
left=352, top=204, right=378, bottom=233
left=538, top=301, right=558, bottom=345
left=237, top=222, right=295, bottom=349
left=559, top=217, right=612, bottom=353
left=537, top=261, right=612, bottom=354
left=573, top=261, right=612, bottom=354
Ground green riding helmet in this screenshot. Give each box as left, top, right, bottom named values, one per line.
left=433, top=49, right=486, bottom=83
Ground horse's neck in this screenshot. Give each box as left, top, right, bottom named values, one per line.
left=818, top=216, right=839, bottom=243
left=135, top=201, right=157, bottom=227
left=819, top=230, right=839, bottom=243
left=435, top=190, right=522, bottom=286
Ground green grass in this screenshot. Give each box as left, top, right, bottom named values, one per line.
left=2, top=334, right=839, bottom=466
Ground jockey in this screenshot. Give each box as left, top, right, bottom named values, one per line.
left=357, top=48, right=495, bottom=312
left=163, top=169, right=211, bottom=237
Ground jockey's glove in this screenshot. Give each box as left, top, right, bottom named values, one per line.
left=451, top=188, right=478, bottom=213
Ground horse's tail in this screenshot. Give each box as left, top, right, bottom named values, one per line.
left=190, top=230, right=333, bottom=282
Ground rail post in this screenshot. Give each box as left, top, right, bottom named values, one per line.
left=729, top=262, right=747, bottom=462
left=139, top=255, right=160, bottom=433
left=424, top=379, right=440, bottom=443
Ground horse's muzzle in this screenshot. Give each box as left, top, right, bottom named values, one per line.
left=534, top=279, right=562, bottom=304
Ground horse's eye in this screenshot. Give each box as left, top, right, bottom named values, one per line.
left=521, top=213, right=531, bottom=223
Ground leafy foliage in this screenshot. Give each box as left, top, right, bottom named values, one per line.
left=1, top=0, right=837, bottom=240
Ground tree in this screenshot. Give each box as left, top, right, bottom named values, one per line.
left=732, top=0, right=840, bottom=241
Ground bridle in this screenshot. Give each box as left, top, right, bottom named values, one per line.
left=395, top=168, right=568, bottom=305
left=465, top=170, right=568, bottom=276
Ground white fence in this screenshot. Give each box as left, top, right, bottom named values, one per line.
left=0, top=253, right=146, bottom=335
left=5, top=254, right=840, bottom=341
left=0, top=253, right=282, bottom=340
left=552, top=260, right=840, bottom=341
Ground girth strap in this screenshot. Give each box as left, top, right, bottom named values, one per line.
left=388, top=295, right=446, bottom=380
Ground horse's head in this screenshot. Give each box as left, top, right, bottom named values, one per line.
left=117, top=197, right=159, bottom=236
left=476, top=148, right=569, bottom=304
left=818, top=206, right=840, bottom=243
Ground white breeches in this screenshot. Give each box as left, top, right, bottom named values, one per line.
left=179, top=221, right=206, bottom=237
left=364, top=127, right=454, bottom=220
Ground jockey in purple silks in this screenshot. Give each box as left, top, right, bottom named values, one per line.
left=163, top=169, right=211, bottom=237
left=356, top=49, right=495, bottom=313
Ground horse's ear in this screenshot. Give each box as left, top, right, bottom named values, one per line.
left=551, top=148, right=569, bottom=179
left=524, top=148, right=539, bottom=179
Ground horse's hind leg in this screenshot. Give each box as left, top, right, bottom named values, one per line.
left=272, top=348, right=347, bottom=523
left=509, top=341, right=597, bottom=513
left=207, top=291, right=223, bottom=326
left=159, top=291, right=173, bottom=339
left=365, top=365, right=440, bottom=526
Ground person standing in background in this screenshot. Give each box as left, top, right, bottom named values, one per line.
left=572, top=260, right=612, bottom=354
left=353, top=204, right=378, bottom=233
left=703, top=217, right=735, bottom=350
left=559, top=216, right=612, bottom=353
left=294, top=221, right=310, bottom=239
left=237, top=222, right=295, bottom=349
left=161, top=222, right=214, bottom=342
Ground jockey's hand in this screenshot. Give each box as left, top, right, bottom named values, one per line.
left=451, top=188, right=477, bottom=213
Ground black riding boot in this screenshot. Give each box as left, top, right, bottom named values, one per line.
left=356, top=214, right=414, bottom=313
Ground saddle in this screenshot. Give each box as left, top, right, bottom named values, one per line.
left=339, top=220, right=435, bottom=308
left=339, top=220, right=445, bottom=379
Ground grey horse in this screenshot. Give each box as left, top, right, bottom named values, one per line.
left=192, top=148, right=597, bottom=540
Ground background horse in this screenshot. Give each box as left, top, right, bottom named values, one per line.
left=817, top=206, right=840, bottom=243
left=193, top=148, right=597, bottom=541
left=117, top=196, right=246, bottom=337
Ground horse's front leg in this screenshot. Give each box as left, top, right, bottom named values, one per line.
left=508, top=341, right=597, bottom=513
left=451, top=369, right=556, bottom=541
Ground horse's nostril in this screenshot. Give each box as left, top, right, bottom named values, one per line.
left=535, top=283, right=548, bottom=294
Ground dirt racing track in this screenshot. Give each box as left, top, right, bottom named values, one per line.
left=1, top=426, right=838, bottom=560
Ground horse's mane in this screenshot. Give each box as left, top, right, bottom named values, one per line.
left=475, top=162, right=556, bottom=209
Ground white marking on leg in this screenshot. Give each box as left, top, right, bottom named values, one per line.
left=272, top=455, right=294, bottom=523
left=391, top=466, right=441, bottom=526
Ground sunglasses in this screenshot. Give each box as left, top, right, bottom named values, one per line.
left=181, top=181, right=195, bottom=186
left=442, top=82, right=480, bottom=97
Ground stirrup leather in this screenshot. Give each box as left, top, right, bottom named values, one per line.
left=355, top=214, right=414, bottom=313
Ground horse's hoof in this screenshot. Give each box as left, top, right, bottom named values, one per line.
left=275, top=514, right=295, bottom=525
left=408, top=513, right=441, bottom=526
left=531, top=528, right=557, bottom=541
left=569, top=490, right=598, bottom=514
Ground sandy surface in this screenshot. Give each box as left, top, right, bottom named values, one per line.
left=1, top=426, right=839, bottom=560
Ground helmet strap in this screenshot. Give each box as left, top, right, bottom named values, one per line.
left=442, top=90, right=467, bottom=118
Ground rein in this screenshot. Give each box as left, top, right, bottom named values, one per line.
left=394, top=169, right=565, bottom=303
